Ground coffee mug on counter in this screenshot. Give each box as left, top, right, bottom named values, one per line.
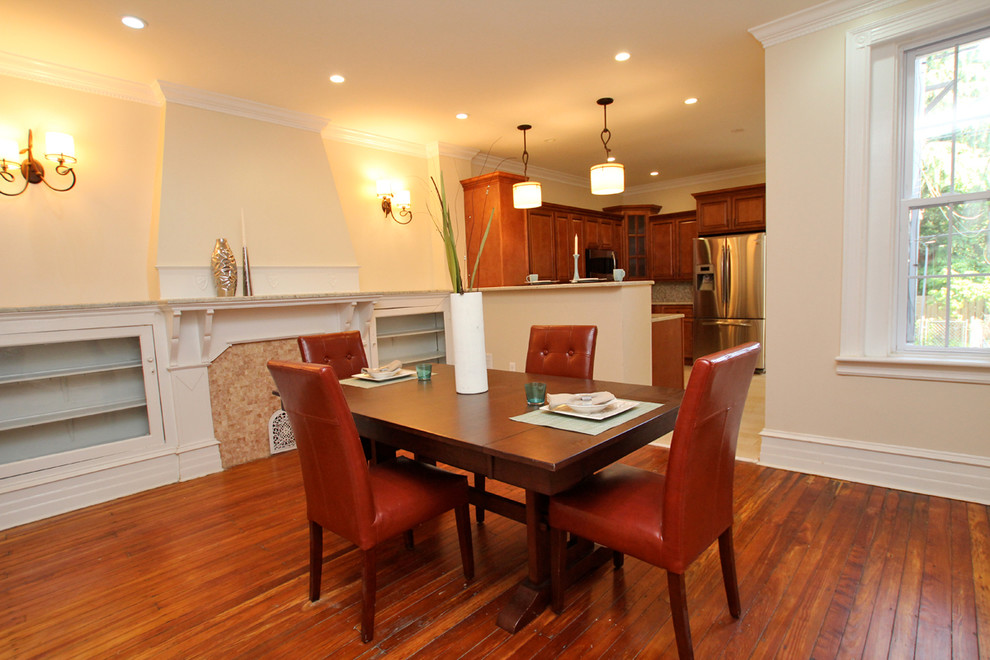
left=525, top=273, right=539, bottom=283
left=613, top=268, right=626, bottom=282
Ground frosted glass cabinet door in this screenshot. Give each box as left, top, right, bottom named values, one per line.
left=0, top=326, right=165, bottom=467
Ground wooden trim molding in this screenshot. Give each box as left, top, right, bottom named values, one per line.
left=760, top=428, right=990, bottom=505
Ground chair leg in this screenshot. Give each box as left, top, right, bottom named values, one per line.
left=612, top=550, right=624, bottom=569
left=473, top=473, right=486, bottom=523
left=667, top=571, right=694, bottom=660
left=718, top=527, right=742, bottom=618
left=309, top=521, right=323, bottom=602
left=360, top=547, right=377, bottom=643
left=550, top=527, right=568, bottom=614
left=454, top=502, right=475, bottom=580
left=403, top=529, right=415, bottom=549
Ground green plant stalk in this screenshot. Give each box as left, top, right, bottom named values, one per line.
left=469, top=207, right=495, bottom=291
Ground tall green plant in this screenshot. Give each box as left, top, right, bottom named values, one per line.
left=431, top=173, right=494, bottom=293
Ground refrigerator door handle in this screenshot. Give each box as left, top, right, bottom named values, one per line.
left=723, top=242, right=731, bottom=308
left=700, top=320, right=753, bottom=327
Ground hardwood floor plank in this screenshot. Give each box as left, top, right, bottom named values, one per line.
left=949, top=499, right=980, bottom=660
left=969, top=502, right=990, bottom=659
left=888, top=495, right=928, bottom=657
left=915, top=496, right=952, bottom=658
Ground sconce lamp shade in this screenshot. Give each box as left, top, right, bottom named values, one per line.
left=0, top=139, right=20, bottom=168
left=44, top=132, right=75, bottom=163
left=375, top=180, right=393, bottom=197
left=393, top=189, right=411, bottom=208
left=512, top=180, right=542, bottom=209
left=590, top=162, right=624, bottom=195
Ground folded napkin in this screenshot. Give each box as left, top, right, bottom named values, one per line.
left=362, top=359, right=403, bottom=376
left=545, top=391, right=616, bottom=408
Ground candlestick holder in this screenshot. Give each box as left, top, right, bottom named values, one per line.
left=571, top=253, right=580, bottom=282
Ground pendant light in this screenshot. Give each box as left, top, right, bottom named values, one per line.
left=512, top=124, right=542, bottom=209
left=589, top=97, right=624, bottom=195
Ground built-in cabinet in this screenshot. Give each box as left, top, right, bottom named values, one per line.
left=653, top=304, right=694, bottom=364
left=648, top=211, right=697, bottom=281
left=693, top=183, right=766, bottom=235
left=461, top=172, right=623, bottom=284
left=604, top=205, right=661, bottom=280
left=371, top=294, right=450, bottom=366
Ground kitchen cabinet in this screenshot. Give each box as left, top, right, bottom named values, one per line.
left=461, top=173, right=624, bottom=285
left=693, top=183, right=765, bottom=235
left=603, top=205, right=662, bottom=280
left=653, top=303, right=694, bottom=364
left=648, top=210, right=697, bottom=281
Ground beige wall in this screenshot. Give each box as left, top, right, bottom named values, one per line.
left=764, top=5, right=988, bottom=458
left=0, top=76, right=160, bottom=307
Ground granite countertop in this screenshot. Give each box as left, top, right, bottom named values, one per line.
left=652, top=313, right=685, bottom=322
left=483, top=281, right=653, bottom=292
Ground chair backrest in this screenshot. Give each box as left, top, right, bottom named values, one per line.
left=662, top=342, right=761, bottom=572
left=297, top=331, right=369, bottom=381
left=267, top=359, right=376, bottom=548
left=525, top=325, right=598, bottom=379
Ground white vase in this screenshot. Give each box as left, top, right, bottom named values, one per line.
left=449, top=291, right=488, bottom=394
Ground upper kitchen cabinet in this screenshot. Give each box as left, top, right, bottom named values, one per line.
left=692, top=183, right=765, bottom=235
left=603, top=205, right=662, bottom=280
left=461, top=172, right=623, bottom=284
left=648, top=210, right=697, bottom=281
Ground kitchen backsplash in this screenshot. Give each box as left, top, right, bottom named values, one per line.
left=652, top=282, right=693, bottom=303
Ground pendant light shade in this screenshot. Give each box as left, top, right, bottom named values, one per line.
left=512, top=124, right=542, bottom=209
left=590, top=97, right=624, bottom=195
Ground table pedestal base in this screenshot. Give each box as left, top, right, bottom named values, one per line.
left=497, top=579, right=549, bottom=632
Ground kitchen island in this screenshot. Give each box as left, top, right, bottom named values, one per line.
left=479, top=281, right=653, bottom=384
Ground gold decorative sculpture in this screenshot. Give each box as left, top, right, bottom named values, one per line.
left=211, top=238, right=237, bottom=297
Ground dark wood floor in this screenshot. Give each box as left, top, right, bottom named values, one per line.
left=1, top=445, right=988, bottom=658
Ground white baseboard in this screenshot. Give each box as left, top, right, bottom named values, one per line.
left=760, top=429, right=990, bottom=505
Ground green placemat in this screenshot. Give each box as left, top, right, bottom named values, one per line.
left=341, top=374, right=418, bottom=388
left=510, top=401, right=662, bottom=435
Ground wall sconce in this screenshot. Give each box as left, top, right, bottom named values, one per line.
left=376, top=180, right=412, bottom=224
left=512, top=124, right=542, bottom=209
left=589, top=97, right=624, bottom=195
left=0, top=130, right=77, bottom=197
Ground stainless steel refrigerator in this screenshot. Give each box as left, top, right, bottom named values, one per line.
left=692, top=232, right=766, bottom=371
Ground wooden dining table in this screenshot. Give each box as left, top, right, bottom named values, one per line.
left=341, top=364, right=684, bottom=632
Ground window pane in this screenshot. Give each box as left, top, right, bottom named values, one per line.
left=949, top=200, right=990, bottom=274
left=909, top=207, right=950, bottom=277
left=909, top=276, right=947, bottom=346
left=947, top=275, right=989, bottom=347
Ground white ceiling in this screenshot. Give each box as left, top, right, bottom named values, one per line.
left=3, top=0, right=824, bottom=188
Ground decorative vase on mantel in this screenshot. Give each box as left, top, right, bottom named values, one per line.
left=449, top=291, right=488, bottom=394
left=211, top=238, right=237, bottom=297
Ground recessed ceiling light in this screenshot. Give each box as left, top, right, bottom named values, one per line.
left=684, top=97, right=698, bottom=105
left=329, top=74, right=345, bottom=84
left=650, top=171, right=659, bottom=176
left=121, top=16, right=146, bottom=29
left=606, top=156, right=616, bottom=163
left=615, top=52, right=631, bottom=62
left=455, top=113, right=469, bottom=120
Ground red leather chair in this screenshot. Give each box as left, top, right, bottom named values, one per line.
left=525, top=325, right=598, bottom=379
left=267, top=359, right=475, bottom=643
left=297, top=330, right=368, bottom=380
left=547, top=342, right=761, bottom=660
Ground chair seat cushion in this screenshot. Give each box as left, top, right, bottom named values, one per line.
left=548, top=463, right=667, bottom=567
left=367, top=457, right=468, bottom=548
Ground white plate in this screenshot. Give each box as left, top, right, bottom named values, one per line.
left=541, top=399, right=638, bottom=420
left=352, top=368, right=415, bottom=382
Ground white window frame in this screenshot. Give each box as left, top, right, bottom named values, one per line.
left=837, top=0, right=990, bottom=384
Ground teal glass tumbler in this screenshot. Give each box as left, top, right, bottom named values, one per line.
left=524, top=382, right=547, bottom=405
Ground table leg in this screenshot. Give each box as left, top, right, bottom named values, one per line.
left=496, top=490, right=550, bottom=632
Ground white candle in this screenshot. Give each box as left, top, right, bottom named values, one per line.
left=574, top=233, right=578, bottom=255
left=241, top=209, right=247, bottom=248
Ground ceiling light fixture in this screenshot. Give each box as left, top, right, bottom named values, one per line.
left=512, top=124, right=542, bottom=210
left=376, top=180, right=412, bottom=224
left=684, top=97, right=698, bottom=105
left=329, top=74, right=345, bottom=84
left=1, top=129, right=77, bottom=197
left=455, top=113, right=469, bottom=120
left=650, top=171, right=660, bottom=176
left=589, top=97, right=624, bottom=195
left=121, top=16, right=146, bottom=29
left=615, top=52, right=631, bottom=62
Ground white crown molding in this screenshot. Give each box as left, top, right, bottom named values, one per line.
left=322, top=124, right=427, bottom=157
left=625, top=163, right=766, bottom=196
left=0, top=50, right=159, bottom=105
left=749, top=0, right=911, bottom=47
left=155, top=81, right=327, bottom=132
left=760, top=428, right=990, bottom=504
left=430, top=141, right=481, bottom=162
left=471, top=152, right=589, bottom=188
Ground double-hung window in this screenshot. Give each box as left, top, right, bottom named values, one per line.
left=901, top=30, right=990, bottom=353
left=838, top=2, right=990, bottom=383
